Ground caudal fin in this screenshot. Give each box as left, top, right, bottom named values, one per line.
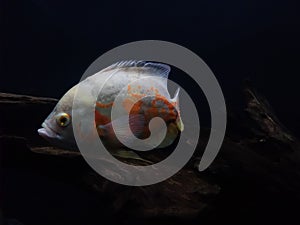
left=172, top=88, right=184, bottom=132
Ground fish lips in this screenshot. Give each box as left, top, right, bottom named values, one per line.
left=38, top=122, right=60, bottom=139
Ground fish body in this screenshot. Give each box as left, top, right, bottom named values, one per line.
left=38, top=61, right=184, bottom=152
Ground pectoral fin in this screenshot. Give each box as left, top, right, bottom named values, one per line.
left=97, top=114, right=146, bottom=147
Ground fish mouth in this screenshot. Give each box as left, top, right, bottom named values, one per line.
left=38, top=122, right=59, bottom=139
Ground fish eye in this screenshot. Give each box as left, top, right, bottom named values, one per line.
left=56, top=113, right=71, bottom=127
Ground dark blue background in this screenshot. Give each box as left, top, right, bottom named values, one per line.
left=2, top=0, right=300, bottom=134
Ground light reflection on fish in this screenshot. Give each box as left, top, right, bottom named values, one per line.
left=38, top=61, right=184, bottom=156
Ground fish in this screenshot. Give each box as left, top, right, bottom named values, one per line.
left=38, top=60, right=184, bottom=159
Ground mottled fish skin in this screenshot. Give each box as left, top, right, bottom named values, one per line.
left=38, top=60, right=184, bottom=151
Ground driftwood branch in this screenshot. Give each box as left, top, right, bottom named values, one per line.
left=1, top=85, right=300, bottom=224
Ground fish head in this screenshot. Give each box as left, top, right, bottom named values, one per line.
left=38, top=87, right=78, bottom=150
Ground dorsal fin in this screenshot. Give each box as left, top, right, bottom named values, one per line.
left=101, top=60, right=170, bottom=79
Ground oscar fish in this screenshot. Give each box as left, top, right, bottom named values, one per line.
left=38, top=60, right=184, bottom=156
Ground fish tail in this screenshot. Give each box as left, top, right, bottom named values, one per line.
left=172, top=88, right=184, bottom=132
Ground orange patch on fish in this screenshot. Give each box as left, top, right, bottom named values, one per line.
left=95, top=109, right=111, bottom=126
left=96, top=101, right=114, bottom=109
left=122, top=93, right=148, bottom=113
left=130, top=95, right=178, bottom=123
left=122, top=98, right=136, bottom=113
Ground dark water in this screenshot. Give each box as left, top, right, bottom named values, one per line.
left=2, top=0, right=300, bottom=134
left=2, top=1, right=300, bottom=224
